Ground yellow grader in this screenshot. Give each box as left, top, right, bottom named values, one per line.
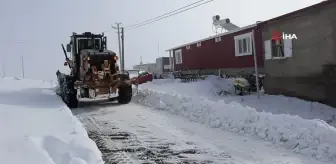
left=56, top=32, right=133, bottom=108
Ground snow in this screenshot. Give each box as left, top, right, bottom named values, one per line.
left=2, top=74, right=336, bottom=163
left=139, top=76, right=336, bottom=123
left=146, top=75, right=234, bottom=96
left=135, top=76, right=336, bottom=162
left=0, top=77, right=103, bottom=164
left=78, top=102, right=333, bottom=164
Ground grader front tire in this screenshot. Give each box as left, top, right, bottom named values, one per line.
left=61, top=76, right=79, bottom=109
left=117, top=84, right=132, bottom=104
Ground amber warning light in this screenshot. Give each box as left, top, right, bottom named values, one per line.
left=272, top=31, right=297, bottom=40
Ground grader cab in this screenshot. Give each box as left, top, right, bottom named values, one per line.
left=56, top=32, right=132, bottom=108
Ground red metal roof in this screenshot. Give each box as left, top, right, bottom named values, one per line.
left=166, top=24, right=257, bottom=51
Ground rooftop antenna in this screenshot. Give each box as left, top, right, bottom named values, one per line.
left=212, top=15, right=240, bottom=34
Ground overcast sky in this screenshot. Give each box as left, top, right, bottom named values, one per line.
left=0, top=0, right=322, bottom=80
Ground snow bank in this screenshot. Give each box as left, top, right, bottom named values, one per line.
left=0, top=77, right=103, bottom=164
left=144, top=76, right=336, bottom=125
left=141, top=76, right=234, bottom=98
left=134, top=78, right=336, bottom=162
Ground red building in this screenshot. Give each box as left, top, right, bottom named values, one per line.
left=166, top=24, right=264, bottom=76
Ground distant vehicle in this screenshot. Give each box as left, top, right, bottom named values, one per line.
left=132, top=71, right=153, bottom=84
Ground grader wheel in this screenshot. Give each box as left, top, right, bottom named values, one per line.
left=117, top=84, right=132, bottom=104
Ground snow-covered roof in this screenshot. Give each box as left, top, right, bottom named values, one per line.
left=165, top=23, right=258, bottom=52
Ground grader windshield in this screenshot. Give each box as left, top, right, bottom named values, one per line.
left=77, top=38, right=102, bottom=53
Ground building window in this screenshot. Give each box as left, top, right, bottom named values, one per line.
left=215, top=37, right=221, bottom=42
left=264, top=39, right=293, bottom=60
left=234, top=32, right=252, bottom=56
left=197, top=42, right=201, bottom=47
left=186, top=45, right=190, bottom=50
left=272, top=39, right=284, bottom=57
left=174, top=49, right=182, bottom=64
left=163, top=65, right=170, bottom=69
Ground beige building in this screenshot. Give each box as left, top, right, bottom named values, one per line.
left=261, top=1, right=336, bottom=107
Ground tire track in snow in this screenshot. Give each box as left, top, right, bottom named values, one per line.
left=78, top=115, right=138, bottom=163
left=77, top=113, right=218, bottom=164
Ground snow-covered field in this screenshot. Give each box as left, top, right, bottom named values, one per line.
left=0, top=77, right=103, bottom=164
left=135, top=76, right=336, bottom=162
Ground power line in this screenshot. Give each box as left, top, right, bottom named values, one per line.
left=0, top=1, right=214, bottom=44
left=124, top=0, right=208, bottom=29
left=125, top=0, right=214, bottom=31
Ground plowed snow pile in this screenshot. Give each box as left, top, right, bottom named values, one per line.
left=135, top=76, right=336, bottom=162
left=145, top=76, right=235, bottom=97
left=0, top=77, right=103, bottom=164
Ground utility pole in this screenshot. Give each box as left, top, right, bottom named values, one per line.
left=252, top=29, right=260, bottom=99
left=112, top=23, right=122, bottom=70
left=21, top=56, right=25, bottom=78
left=121, top=27, right=125, bottom=71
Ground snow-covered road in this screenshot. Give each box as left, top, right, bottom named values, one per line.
left=74, top=100, right=330, bottom=164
